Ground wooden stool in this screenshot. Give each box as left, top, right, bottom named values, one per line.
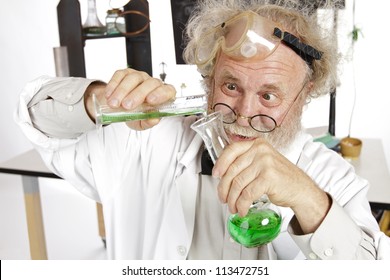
left=96, top=203, right=106, bottom=247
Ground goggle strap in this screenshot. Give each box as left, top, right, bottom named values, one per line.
left=273, top=27, right=323, bottom=65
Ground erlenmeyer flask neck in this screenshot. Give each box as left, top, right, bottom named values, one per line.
left=83, top=0, right=104, bottom=28
left=251, top=194, right=271, bottom=210
left=191, top=112, right=230, bottom=164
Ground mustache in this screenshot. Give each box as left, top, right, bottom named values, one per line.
left=224, top=123, right=263, bottom=138
left=223, top=118, right=301, bottom=153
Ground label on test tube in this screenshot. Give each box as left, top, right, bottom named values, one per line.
left=94, top=94, right=207, bottom=125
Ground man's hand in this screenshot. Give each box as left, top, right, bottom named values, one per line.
left=212, top=138, right=330, bottom=234
left=85, top=68, right=176, bottom=130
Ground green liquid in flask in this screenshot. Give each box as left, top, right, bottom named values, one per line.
left=228, top=207, right=282, bottom=248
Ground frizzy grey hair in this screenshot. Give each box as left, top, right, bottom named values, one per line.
left=182, top=0, right=340, bottom=99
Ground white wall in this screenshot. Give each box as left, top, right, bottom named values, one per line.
left=0, top=0, right=389, bottom=179
left=302, top=0, right=390, bottom=168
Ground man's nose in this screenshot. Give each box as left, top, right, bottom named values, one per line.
left=236, top=114, right=251, bottom=127
left=235, top=95, right=258, bottom=127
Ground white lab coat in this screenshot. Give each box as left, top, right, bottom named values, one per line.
left=15, top=76, right=390, bottom=259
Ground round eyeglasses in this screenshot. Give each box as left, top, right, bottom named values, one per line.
left=212, top=103, right=278, bottom=133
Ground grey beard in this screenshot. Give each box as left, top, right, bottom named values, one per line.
left=263, top=119, right=302, bottom=153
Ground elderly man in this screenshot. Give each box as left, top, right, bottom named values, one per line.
left=16, top=0, right=389, bottom=259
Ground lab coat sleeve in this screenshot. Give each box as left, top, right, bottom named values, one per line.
left=288, top=196, right=378, bottom=259
left=287, top=140, right=390, bottom=260
left=14, top=76, right=101, bottom=201
left=26, top=75, right=98, bottom=138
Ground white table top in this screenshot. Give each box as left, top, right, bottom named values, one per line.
left=346, top=138, right=390, bottom=208
left=0, top=149, right=58, bottom=178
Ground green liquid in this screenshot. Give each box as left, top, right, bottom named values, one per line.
left=100, top=109, right=205, bottom=124
left=83, top=26, right=106, bottom=36
left=227, top=208, right=281, bottom=248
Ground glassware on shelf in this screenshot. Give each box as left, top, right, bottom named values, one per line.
left=191, top=111, right=282, bottom=247
left=106, top=9, right=126, bottom=35
left=93, top=94, right=207, bottom=128
left=83, top=0, right=106, bottom=36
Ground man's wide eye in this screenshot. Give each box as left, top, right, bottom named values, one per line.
left=226, top=83, right=237, bottom=91
left=262, top=93, right=272, bottom=101
left=260, top=92, right=280, bottom=107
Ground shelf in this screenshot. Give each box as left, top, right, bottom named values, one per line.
left=83, top=33, right=126, bottom=40
left=57, top=0, right=152, bottom=77
left=82, top=32, right=148, bottom=41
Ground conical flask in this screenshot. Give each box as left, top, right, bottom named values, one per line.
left=191, top=112, right=281, bottom=247
left=83, top=0, right=105, bottom=36
left=190, top=112, right=229, bottom=163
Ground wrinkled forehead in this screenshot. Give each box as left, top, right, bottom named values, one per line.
left=215, top=47, right=307, bottom=81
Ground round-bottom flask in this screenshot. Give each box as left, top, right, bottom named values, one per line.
left=227, top=197, right=281, bottom=248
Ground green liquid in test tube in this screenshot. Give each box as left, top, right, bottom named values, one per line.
left=94, top=94, right=207, bottom=127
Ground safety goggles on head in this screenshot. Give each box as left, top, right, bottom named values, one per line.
left=195, top=11, right=322, bottom=75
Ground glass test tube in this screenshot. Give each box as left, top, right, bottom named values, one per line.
left=94, top=94, right=207, bottom=127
